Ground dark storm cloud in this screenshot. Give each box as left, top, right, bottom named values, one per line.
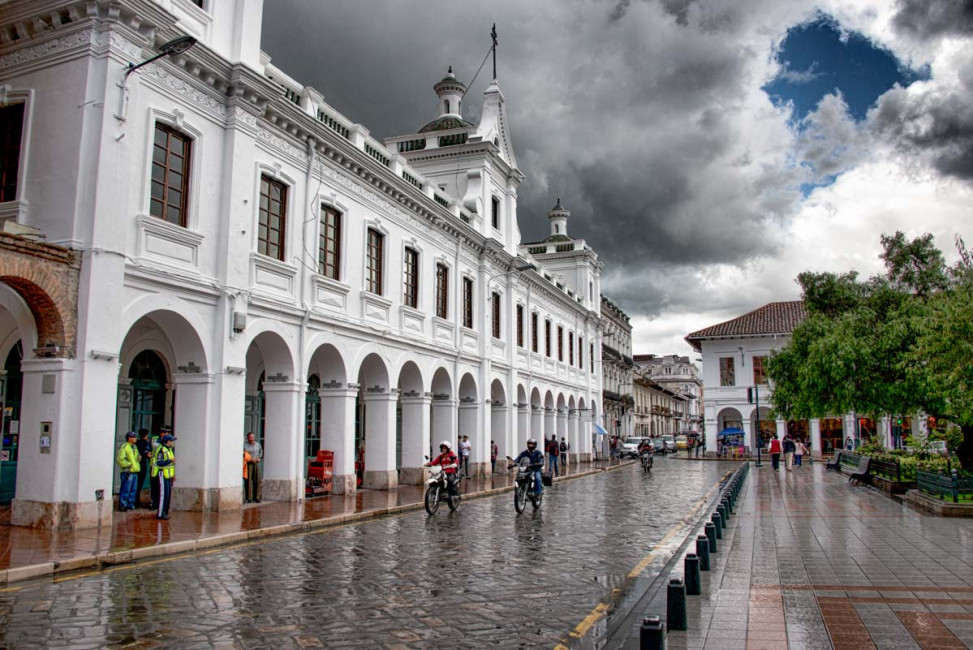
left=892, top=0, right=973, bottom=41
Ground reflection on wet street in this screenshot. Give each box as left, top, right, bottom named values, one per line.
left=0, top=459, right=732, bottom=648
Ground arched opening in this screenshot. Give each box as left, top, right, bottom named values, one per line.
left=555, top=393, right=567, bottom=468
left=544, top=390, right=555, bottom=445
left=516, top=384, right=528, bottom=452
left=458, top=373, right=480, bottom=476
left=820, top=417, right=844, bottom=454
left=0, top=342, right=23, bottom=504
left=357, top=353, right=393, bottom=489
left=567, top=395, right=577, bottom=466
left=305, top=374, right=321, bottom=463
left=430, top=367, right=454, bottom=462
left=490, top=379, right=507, bottom=469
left=306, top=342, right=350, bottom=493
left=530, top=387, right=542, bottom=448
left=397, top=361, right=426, bottom=485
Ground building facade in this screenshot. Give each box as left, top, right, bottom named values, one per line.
left=600, top=297, right=633, bottom=443
left=634, top=354, right=702, bottom=434
left=632, top=374, right=688, bottom=438
left=0, top=0, right=603, bottom=528
left=686, top=302, right=913, bottom=457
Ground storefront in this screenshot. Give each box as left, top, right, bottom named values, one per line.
left=820, top=418, right=844, bottom=454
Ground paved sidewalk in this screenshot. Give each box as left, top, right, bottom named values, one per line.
left=635, top=462, right=973, bottom=649
left=0, top=459, right=625, bottom=585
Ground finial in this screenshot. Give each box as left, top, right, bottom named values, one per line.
left=448, top=65, right=452, bottom=74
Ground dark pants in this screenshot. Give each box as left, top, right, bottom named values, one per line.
left=157, top=474, right=173, bottom=518
left=245, top=462, right=261, bottom=502
left=459, top=456, right=469, bottom=476
left=150, top=471, right=160, bottom=509
left=137, top=464, right=149, bottom=506
left=771, top=453, right=780, bottom=471
left=119, top=471, right=137, bottom=510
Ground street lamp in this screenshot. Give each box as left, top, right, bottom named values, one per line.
left=115, top=35, right=199, bottom=122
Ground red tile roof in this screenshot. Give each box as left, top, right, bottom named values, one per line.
left=685, top=301, right=806, bottom=350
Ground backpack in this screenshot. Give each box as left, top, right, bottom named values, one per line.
left=559, top=441, right=567, bottom=453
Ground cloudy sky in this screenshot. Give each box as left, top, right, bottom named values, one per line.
left=262, top=0, right=973, bottom=357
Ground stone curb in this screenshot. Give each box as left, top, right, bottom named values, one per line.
left=0, top=461, right=634, bottom=587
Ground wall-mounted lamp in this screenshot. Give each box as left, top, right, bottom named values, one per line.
left=115, top=35, right=198, bottom=122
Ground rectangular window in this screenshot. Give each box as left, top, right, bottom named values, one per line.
left=516, top=305, right=524, bottom=347
left=366, top=228, right=384, bottom=294
left=150, top=123, right=192, bottom=226
left=491, top=195, right=500, bottom=230
left=531, top=313, right=538, bottom=352
left=579, top=336, right=584, bottom=369
left=719, top=357, right=735, bottom=387
left=545, top=320, right=552, bottom=357
left=557, top=326, right=564, bottom=362
left=492, top=292, right=501, bottom=339
left=753, top=355, right=768, bottom=385
left=436, top=263, right=449, bottom=318
left=258, top=175, right=287, bottom=261
left=0, top=103, right=25, bottom=203
left=318, top=206, right=341, bottom=279
left=403, top=248, right=419, bottom=309
left=463, top=277, right=473, bottom=328
left=569, top=332, right=574, bottom=365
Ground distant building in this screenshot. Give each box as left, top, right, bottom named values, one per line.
left=634, top=354, right=702, bottom=435
left=632, top=374, right=689, bottom=437
left=685, top=301, right=914, bottom=456
left=600, top=297, right=634, bottom=444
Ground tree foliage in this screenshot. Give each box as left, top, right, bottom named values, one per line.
left=767, top=232, right=973, bottom=468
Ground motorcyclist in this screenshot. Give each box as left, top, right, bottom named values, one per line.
left=425, top=440, right=460, bottom=496
left=637, top=439, right=654, bottom=456
left=511, top=438, right=545, bottom=495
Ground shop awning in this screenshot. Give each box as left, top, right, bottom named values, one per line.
left=592, top=423, right=608, bottom=435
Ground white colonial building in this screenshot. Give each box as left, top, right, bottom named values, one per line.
left=686, top=302, right=914, bottom=458
left=600, top=297, right=634, bottom=444
left=0, top=0, right=604, bottom=528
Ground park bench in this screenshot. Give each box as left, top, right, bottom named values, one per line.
left=847, top=455, right=871, bottom=485
left=825, top=452, right=842, bottom=472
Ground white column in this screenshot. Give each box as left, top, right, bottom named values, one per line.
left=742, top=419, right=753, bottom=452
left=544, top=408, right=556, bottom=443
left=399, top=394, right=432, bottom=485
left=491, top=403, right=507, bottom=473
left=319, top=387, right=358, bottom=494
left=531, top=406, right=543, bottom=445
left=810, top=418, right=822, bottom=458
left=557, top=410, right=567, bottom=460
left=171, top=373, right=218, bottom=511
left=517, top=404, right=529, bottom=452
left=363, top=392, right=398, bottom=490
left=260, top=381, right=302, bottom=501
left=775, top=418, right=786, bottom=441
left=879, top=416, right=891, bottom=448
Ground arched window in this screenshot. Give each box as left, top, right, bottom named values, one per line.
left=445, top=100, right=451, bottom=114
left=129, top=350, right=169, bottom=438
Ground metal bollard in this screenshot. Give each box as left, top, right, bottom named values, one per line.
left=667, top=577, right=687, bottom=631
left=723, top=497, right=732, bottom=519
left=696, top=534, right=710, bottom=571
left=717, top=502, right=727, bottom=525
left=711, top=511, right=723, bottom=539
left=685, top=554, right=701, bottom=595
left=705, top=521, right=718, bottom=553
left=640, top=615, right=666, bottom=650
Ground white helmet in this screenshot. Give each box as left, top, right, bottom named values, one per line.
left=439, top=440, right=452, bottom=450
left=526, top=438, right=537, bottom=446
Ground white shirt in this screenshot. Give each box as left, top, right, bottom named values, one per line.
left=459, top=440, right=471, bottom=457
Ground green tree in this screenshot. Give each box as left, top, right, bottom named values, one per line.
left=768, top=232, right=973, bottom=468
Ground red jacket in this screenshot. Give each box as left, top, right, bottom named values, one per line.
left=768, top=438, right=782, bottom=454
left=430, top=451, right=458, bottom=474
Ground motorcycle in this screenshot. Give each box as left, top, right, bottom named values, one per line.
left=639, top=449, right=653, bottom=473
left=424, top=460, right=460, bottom=515
left=508, top=456, right=544, bottom=513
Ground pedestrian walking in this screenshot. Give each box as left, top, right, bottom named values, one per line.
left=768, top=437, right=782, bottom=471
left=783, top=435, right=795, bottom=471
left=243, top=431, right=263, bottom=503
left=491, top=440, right=498, bottom=473
left=795, top=439, right=807, bottom=467
left=546, top=435, right=560, bottom=476
left=136, top=428, right=152, bottom=508
left=559, top=437, right=568, bottom=468
left=150, top=426, right=171, bottom=510
left=155, top=434, right=176, bottom=520
left=458, top=435, right=471, bottom=477
left=116, top=431, right=140, bottom=511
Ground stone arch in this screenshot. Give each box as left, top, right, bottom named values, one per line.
left=0, top=283, right=37, bottom=355
left=530, top=386, right=542, bottom=446
left=458, top=373, right=481, bottom=474
left=307, top=342, right=347, bottom=387
left=490, top=378, right=508, bottom=462
left=357, top=353, right=394, bottom=489
left=430, top=366, right=455, bottom=457
left=396, top=361, right=425, bottom=481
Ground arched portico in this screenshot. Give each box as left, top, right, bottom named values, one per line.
left=517, top=384, right=529, bottom=452
left=397, top=361, right=428, bottom=485
left=430, top=366, right=455, bottom=463
left=307, top=343, right=353, bottom=493
left=530, top=387, right=542, bottom=448
left=458, top=373, right=482, bottom=476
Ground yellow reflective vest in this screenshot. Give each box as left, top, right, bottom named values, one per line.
left=155, top=445, right=175, bottom=480
left=116, top=442, right=140, bottom=473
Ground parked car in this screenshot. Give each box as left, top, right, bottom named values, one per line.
left=675, top=435, right=689, bottom=450
left=620, top=437, right=644, bottom=459
left=651, top=438, right=667, bottom=454
left=662, top=435, right=676, bottom=453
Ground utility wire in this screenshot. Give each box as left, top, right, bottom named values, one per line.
left=461, top=44, right=494, bottom=101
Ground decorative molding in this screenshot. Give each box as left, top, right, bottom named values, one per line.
left=0, top=29, right=100, bottom=70
left=143, top=64, right=226, bottom=120
left=257, top=126, right=307, bottom=164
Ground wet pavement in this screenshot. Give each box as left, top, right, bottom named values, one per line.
left=0, top=457, right=734, bottom=648
left=619, top=462, right=973, bottom=650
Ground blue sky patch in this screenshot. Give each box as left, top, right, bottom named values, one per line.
left=764, top=15, right=929, bottom=122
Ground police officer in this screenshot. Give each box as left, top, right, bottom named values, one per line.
left=155, top=434, right=176, bottom=520
left=116, top=431, right=140, bottom=511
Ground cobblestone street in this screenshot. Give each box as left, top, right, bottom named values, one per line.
left=0, top=459, right=732, bottom=648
